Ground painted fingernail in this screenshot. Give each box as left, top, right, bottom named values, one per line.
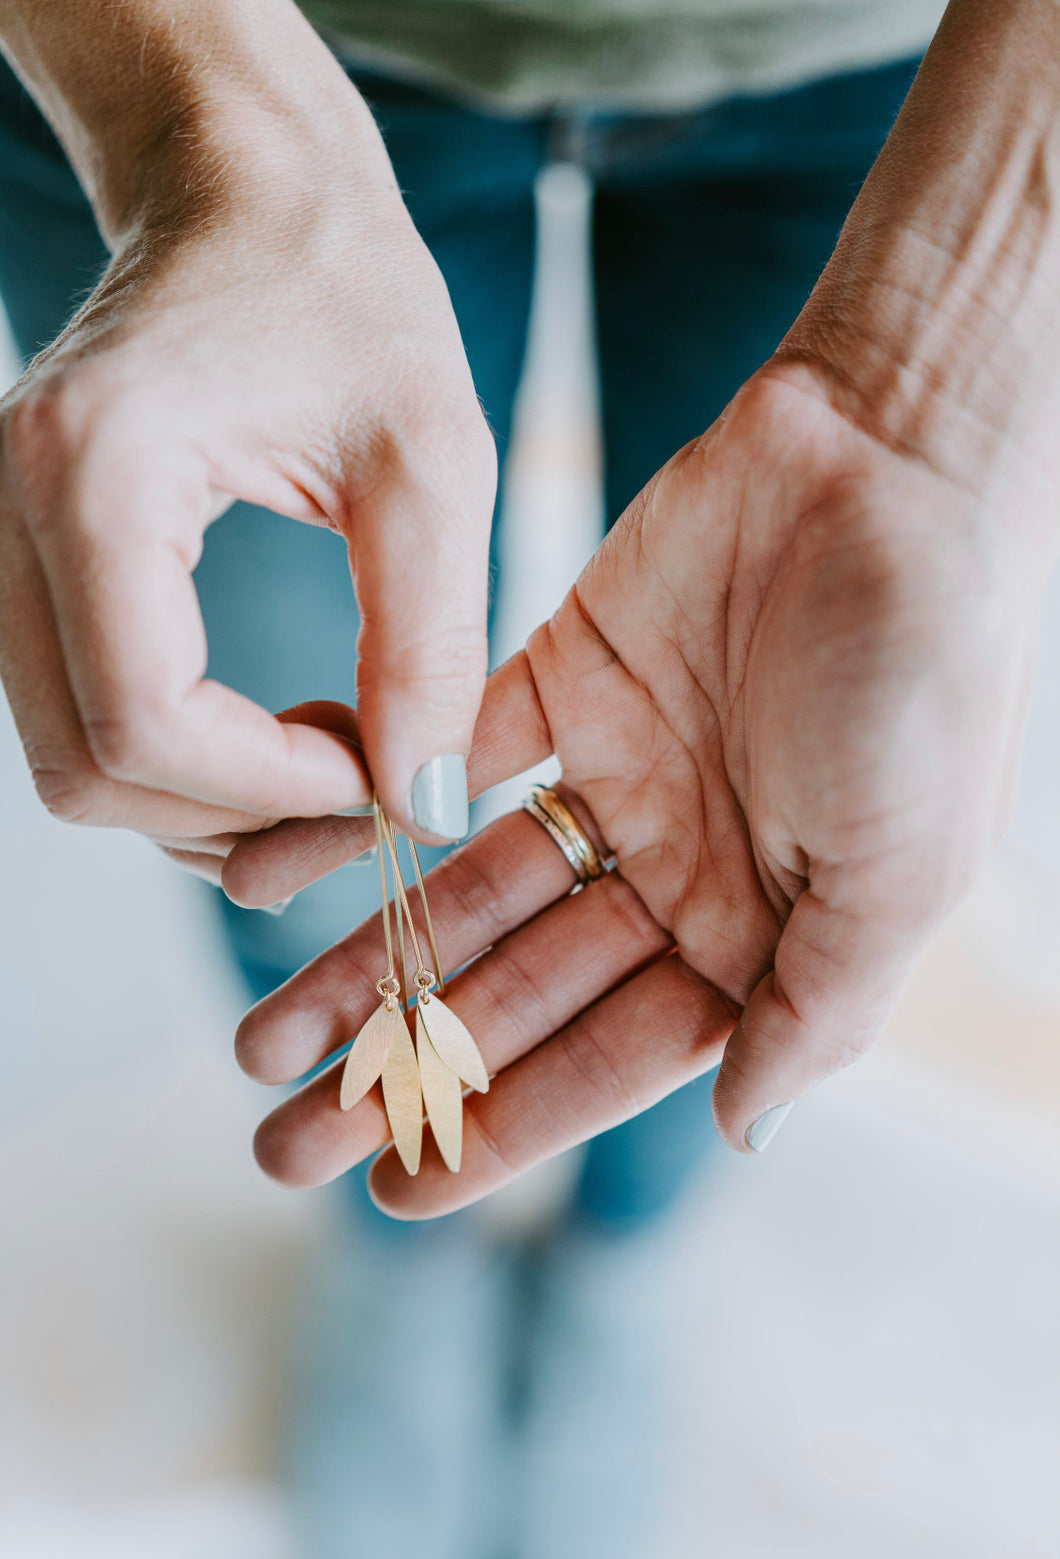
left=745, top=1102, right=795, bottom=1153
left=412, top=754, right=468, bottom=840
left=261, top=897, right=294, bottom=917
left=333, top=803, right=376, bottom=817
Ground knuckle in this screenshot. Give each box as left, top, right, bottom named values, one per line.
left=465, top=1108, right=518, bottom=1177
left=600, top=873, right=669, bottom=953
left=436, top=843, right=509, bottom=937
left=363, top=626, right=487, bottom=705
left=390, top=372, right=497, bottom=484
left=32, top=758, right=109, bottom=825
left=5, top=375, right=88, bottom=475
left=476, top=943, right=553, bottom=1046
left=83, top=710, right=167, bottom=784
left=4, top=393, right=62, bottom=513
left=559, top=1009, right=643, bottom=1119
left=453, top=404, right=498, bottom=477
left=5, top=379, right=63, bottom=455
left=5, top=370, right=149, bottom=539
left=819, top=1026, right=878, bottom=1078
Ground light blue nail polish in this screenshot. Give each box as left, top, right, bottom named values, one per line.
left=333, top=804, right=376, bottom=817
left=412, top=754, right=468, bottom=840
left=261, top=897, right=294, bottom=917
left=745, top=1101, right=795, bottom=1153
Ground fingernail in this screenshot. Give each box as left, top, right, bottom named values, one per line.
left=333, top=803, right=376, bottom=817
left=261, top=897, right=293, bottom=917
left=412, top=754, right=468, bottom=840
left=745, top=1102, right=795, bottom=1153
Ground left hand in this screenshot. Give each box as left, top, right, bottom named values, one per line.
left=0, top=3, right=495, bottom=858
left=228, top=354, right=1053, bottom=1217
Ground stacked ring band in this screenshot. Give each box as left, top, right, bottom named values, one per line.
left=520, top=783, right=608, bottom=886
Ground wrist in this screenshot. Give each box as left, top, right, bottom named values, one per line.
left=780, top=206, right=1060, bottom=493
left=777, top=0, right=1060, bottom=512
left=0, top=0, right=395, bottom=245
left=114, top=72, right=398, bottom=251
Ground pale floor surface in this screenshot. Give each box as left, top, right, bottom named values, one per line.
left=2, top=170, right=1059, bottom=1556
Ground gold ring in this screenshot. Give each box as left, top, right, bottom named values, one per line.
left=520, top=784, right=608, bottom=887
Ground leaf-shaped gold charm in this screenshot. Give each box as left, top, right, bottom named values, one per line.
left=339, top=999, right=406, bottom=1113
left=416, top=1010, right=463, bottom=1173
left=417, top=995, right=489, bottom=1093
left=381, top=1020, right=423, bottom=1175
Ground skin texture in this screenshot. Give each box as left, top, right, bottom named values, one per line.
left=230, top=355, right=1051, bottom=1213
left=0, top=0, right=493, bottom=848
left=2, top=1, right=1060, bottom=1202
left=229, top=0, right=1060, bottom=1206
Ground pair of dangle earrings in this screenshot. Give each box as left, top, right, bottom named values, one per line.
left=339, top=796, right=489, bottom=1175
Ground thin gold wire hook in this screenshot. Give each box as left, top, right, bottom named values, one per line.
left=378, top=810, right=435, bottom=999
left=372, top=795, right=404, bottom=1010
left=394, top=875, right=408, bottom=1014
left=405, top=837, right=446, bottom=999
left=372, top=798, right=394, bottom=980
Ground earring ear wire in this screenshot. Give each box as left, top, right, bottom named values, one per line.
left=377, top=808, right=435, bottom=1000
left=406, top=833, right=445, bottom=999
left=338, top=793, right=489, bottom=1176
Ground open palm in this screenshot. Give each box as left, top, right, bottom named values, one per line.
left=229, top=360, right=1046, bottom=1216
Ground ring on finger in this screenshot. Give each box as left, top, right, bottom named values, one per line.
left=520, top=783, right=608, bottom=888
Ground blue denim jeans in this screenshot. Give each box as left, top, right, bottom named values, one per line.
left=0, top=50, right=918, bottom=1227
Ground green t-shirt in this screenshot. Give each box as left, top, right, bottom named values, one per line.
left=300, top=0, right=944, bottom=111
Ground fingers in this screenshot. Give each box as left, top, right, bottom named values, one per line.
left=0, top=501, right=281, bottom=837
left=7, top=393, right=370, bottom=818
left=348, top=398, right=496, bottom=844
left=222, top=650, right=552, bottom=906
left=710, top=864, right=928, bottom=1152
left=215, top=700, right=374, bottom=902
left=235, top=799, right=623, bottom=1086
left=251, top=866, right=674, bottom=1189
left=466, top=650, right=553, bottom=792
left=222, top=814, right=376, bottom=907
left=155, top=846, right=227, bottom=885
left=370, top=957, right=732, bottom=1218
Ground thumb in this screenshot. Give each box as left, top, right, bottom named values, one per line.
left=711, top=867, right=932, bottom=1154
left=348, top=414, right=496, bottom=843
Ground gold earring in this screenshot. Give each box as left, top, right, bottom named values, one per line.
left=339, top=797, right=422, bottom=1174
left=339, top=795, right=488, bottom=1176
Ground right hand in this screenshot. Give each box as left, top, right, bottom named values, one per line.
left=0, top=54, right=494, bottom=861
left=229, top=354, right=1051, bottom=1209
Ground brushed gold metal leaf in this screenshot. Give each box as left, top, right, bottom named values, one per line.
left=339, top=997, right=405, bottom=1110
left=339, top=999, right=406, bottom=1113
left=418, top=995, right=489, bottom=1093
left=416, top=1010, right=463, bottom=1173
left=381, top=1020, right=423, bottom=1175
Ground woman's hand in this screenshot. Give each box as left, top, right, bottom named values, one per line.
left=229, top=0, right=1060, bottom=1213
left=229, top=353, right=1053, bottom=1214
left=0, top=0, right=492, bottom=857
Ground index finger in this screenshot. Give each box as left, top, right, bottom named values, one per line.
left=18, top=419, right=371, bottom=817
left=222, top=649, right=552, bottom=906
